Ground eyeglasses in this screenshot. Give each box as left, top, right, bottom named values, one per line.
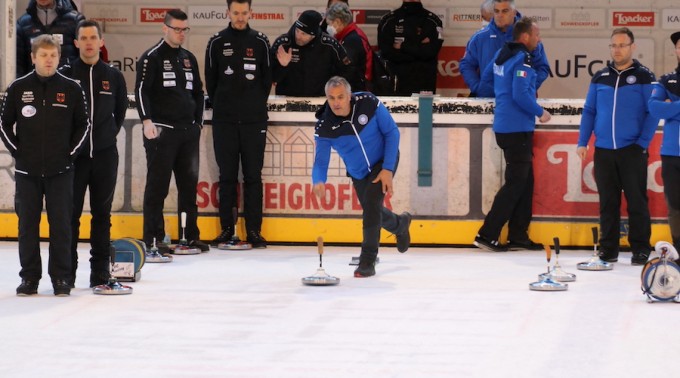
left=165, top=24, right=191, bottom=34
left=608, top=43, right=632, bottom=50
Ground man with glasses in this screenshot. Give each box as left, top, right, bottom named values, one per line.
left=135, top=9, right=209, bottom=254
left=577, top=28, right=658, bottom=266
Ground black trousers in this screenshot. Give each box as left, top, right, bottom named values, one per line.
left=478, top=132, right=534, bottom=242
left=70, top=145, right=119, bottom=277
left=594, top=145, right=651, bottom=255
left=143, top=126, right=200, bottom=244
left=15, top=170, right=74, bottom=282
left=662, top=155, right=680, bottom=248
left=351, top=159, right=402, bottom=261
left=212, top=121, right=267, bottom=232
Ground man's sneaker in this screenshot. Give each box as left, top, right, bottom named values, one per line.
left=631, top=251, right=650, bottom=266
left=396, top=212, right=412, bottom=253
left=210, top=228, right=233, bottom=247
left=354, top=259, right=376, bottom=277
left=90, top=270, right=111, bottom=288
left=598, top=251, right=618, bottom=263
left=247, top=230, right=267, bottom=249
left=189, top=240, right=210, bottom=252
left=148, top=241, right=172, bottom=256
left=16, top=279, right=39, bottom=296
left=507, top=239, right=544, bottom=251
left=53, top=280, right=71, bottom=297
left=473, top=234, right=507, bottom=252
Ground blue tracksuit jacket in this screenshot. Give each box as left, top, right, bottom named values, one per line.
left=649, top=66, right=680, bottom=156
left=578, top=60, right=658, bottom=150
left=491, top=42, right=544, bottom=133
left=313, top=92, right=399, bottom=183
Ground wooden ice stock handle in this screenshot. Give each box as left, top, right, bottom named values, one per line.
left=317, top=237, right=324, bottom=256
left=544, top=244, right=551, bottom=263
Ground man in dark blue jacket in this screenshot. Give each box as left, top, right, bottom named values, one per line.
left=60, top=20, right=128, bottom=288
left=649, top=31, right=680, bottom=253
left=474, top=17, right=551, bottom=252
left=1, top=35, right=91, bottom=296
left=460, top=0, right=550, bottom=97
left=312, top=76, right=411, bottom=277
left=16, top=0, right=85, bottom=77
left=578, top=27, right=658, bottom=266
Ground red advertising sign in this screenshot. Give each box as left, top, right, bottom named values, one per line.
left=532, top=130, right=665, bottom=219
left=612, top=12, right=655, bottom=27
left=140, top=8, right=173, bottom=23
left=436, top=46, right=467, bottom=89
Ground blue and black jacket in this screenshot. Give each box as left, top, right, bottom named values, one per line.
left=313, top=92, right=399, bottom=182
left=460, top=12, right=550, bottom=97
left=578, top=60, right=658, bottom=150
left=649, top=65, right=680, bottom=156
left=491, top=42, right=544, bottom=133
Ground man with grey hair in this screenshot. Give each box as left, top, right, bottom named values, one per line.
left=480, top=0, right=494, bottom=27
left=325, top=2, right=372, bottom=91
left=312, top=76, right=412, bottom=277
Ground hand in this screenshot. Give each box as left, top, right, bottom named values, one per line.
left=276, top=45, right=292, bottom=67
left=313, top=183, right=326, bottom=199
left=143, top=120, right=159, bottom=139
left=539, top=109, right=551, bottom=123
left=576, top=146, right=587, bottom=160
left=372, top=169, right=394, bottom=195
left=393, top=41, right=402, bottom=50
left=421, top=37, right=431, bottom=44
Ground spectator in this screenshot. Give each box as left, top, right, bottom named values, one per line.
left=473, top=17, right=551, bottom=252
left=0, top=35, right=90, bottom=296
left=460, top=0, right=550, bottom=97
left=377, top=0, right=443, bottom=95
left=16, top=0, right=85, bottom=77
left=135, top=9, right=209, bottom=254
left=59, top=20, right=128, bottom=288
left=649, top=31, right=680, bottom=253
left=205, top=0, right=272, bottom=248
left=271, top=10, right=352, bottom=96
left=577, top=28, right=657, bottom=266
left=325, top=2, right=372, bottom=91
left=312, top=76, right=412, bottom=277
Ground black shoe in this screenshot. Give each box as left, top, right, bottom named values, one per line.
left=147, top=241, right=172, bottom=256
left=631, top=251, right=650, bottom=266
left=67, top=277, right=76, bottom=289
left=247, top=230, right=267, bottom=249
left=396, top=212, right=412, bottom=253
left=189, top=240, right=210, bottom=252
left=210, top=228, right=233, bottom=247
left=90, top=270, right=111, bottom=288
left=598, top=251, right=618, bottom=263
left=507, top=239, right=544, bottom=251
left=53, top=280, right=71, bottom=297
left=16, top=279, right=39, bottom=296
left=473, top=234, right=507, bottom=252
left=354, top=259, right=376, bottom=277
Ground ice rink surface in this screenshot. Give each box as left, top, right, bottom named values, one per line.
left=0, top=241, right=677, bottom=378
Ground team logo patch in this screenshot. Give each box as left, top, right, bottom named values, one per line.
left=56, top=93, right=65, bottom=103
left=516, top=70, right=527, bottom=78
left=163, top=60, right=172, bottom=70
left=22, top=105, right=37, bottom=118
left=225, top=66, right=234, bottom=75
left=246, top=48, right=254, bottom=57
left=183, top=59, right=191, bottom=68
left=102, top=81, right=110, bottom=90
left=626, top=75, right=637, bottom=84
left=246, top=74, right=255, bottom=80
left=358, top=114, right=368, bottom=125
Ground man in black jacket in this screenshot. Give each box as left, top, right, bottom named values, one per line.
left=16, top=0, right=85, bottom=77
left=0, top=34, right=91, bottom=296
left=271, top=10, right=352, bottom=96
left=205, top=0, right=272, bottom=248
left=377, top=0, right=443, bottom=95
left=135, top=9, right=209, bottom=253
left=59, top=20, right=128, bottom=288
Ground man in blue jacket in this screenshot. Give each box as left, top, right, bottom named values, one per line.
left=474, top=17, right=551, bottom=252
left=312, top=76, right=412, bottom=277
left=578, top=28, right=658, bottom=266
left=460, top=0, right=550, bottom=97
left=649, top=31, right=680, bottom=253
